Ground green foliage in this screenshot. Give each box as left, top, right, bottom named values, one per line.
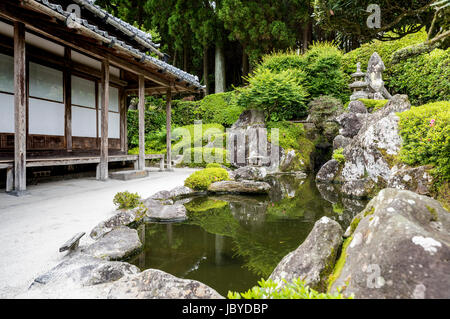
left=172, top=92, right=244, bottom=127
left=397, top=101, right=450, bottom=181
left=127, top=109, right=166, bottom=149
left=236, top=68, right=309, bottom=121
left=332, top=148, right=345, bottom=163
left=180, top=147, right=230, bottom=168
left=184, top=167, right=230, bottom=190
left=206, top=163, right=222, bottom=169
left=303, top=43, right=349, bottom=102
left=113, top=191, right=142, bottom=210
left=357, top=99, right=389, bottom=112
left=228, top=277, right=351, bottom=299
left=389, top=48, right=450, bottom=105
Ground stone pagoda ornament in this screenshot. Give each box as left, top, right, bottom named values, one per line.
left=349, top=52, right=392, bottom=101
left=349, top=62, right=369, bottom=101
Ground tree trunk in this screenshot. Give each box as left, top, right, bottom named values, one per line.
left=215, top=45, right=226, bottom=93
left=183, top=45, right=188, bottom=73
left=242, top=45, right=249, bottom=79
left=302, top=22, right=310, bottom=52
left=203, top=45, right=210, bottom=95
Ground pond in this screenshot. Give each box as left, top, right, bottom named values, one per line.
left=129, top=175, right=367, bottom=296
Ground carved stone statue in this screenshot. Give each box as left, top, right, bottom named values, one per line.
left=365, top=52, right=392, bottom=100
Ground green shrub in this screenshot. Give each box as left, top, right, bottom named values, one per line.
left=303, top=42, right=349, bottom=102
left=113, top=191, right=142, bottom=210
left=397, top=101, right=450, bottom=181
left=237, top=68, right=309, bottom=121
left=184, top=167, right=230, bottom=191
left=179, top=147, right=230, bottom=168
left=172, top=92, right=244, bottom=128
left=227, top=277, right=351, bottom=299
left=389, top=48, right=450, bottom=105
left=332, top=148, right=345, bottom=163
left=258, top=44, right=349, bottom=104
left=206, top=163, right=222, bottom=168
left=127, top=109, right=166, bottom=149
left=358, top=99, right=389, bottom=112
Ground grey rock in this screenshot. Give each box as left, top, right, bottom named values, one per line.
left=83, top=226, right=142, bottom=261
left=169, top=186, right=195, bottom=199
left=233, top=166, right=267, bottom=181
left=269, top=216, right=343, bottom=292
left=144, top=198, right=187, bottom=222
left=31, top=253, right=140, bottom=288
left=106, top=268, right=224, bottom=299
left=333, top=135, right=352, bottom=151
left=208, top=180, right=271, bottom=194
left=90, top=210, right=138, bottom=240
left=348, top=101, right=367, bottom=114
left=388, top=165, right=434, bottom=196
left=365, top=52, right=392, bottom=100
left=341, top=178, right=374, bottom=199
left=336, top=112, right=367, bottom=138
left=150, top=190, right=172, bottom=201
left=330, top=188, right=450, bottom=299
left=316, top=159, right=341, bottom=183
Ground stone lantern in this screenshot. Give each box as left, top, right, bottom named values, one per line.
left=349, top=62, right=369, bottom=101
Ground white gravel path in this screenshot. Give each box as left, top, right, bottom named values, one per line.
left=0, top=168, right=197, bottom=298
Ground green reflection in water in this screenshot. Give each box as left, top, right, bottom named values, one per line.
left=129, top=176, right=366, bottom=296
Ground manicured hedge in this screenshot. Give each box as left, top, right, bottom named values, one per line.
left=184, top=167, right=230, bottom=190
left=398, top=101, right=450, bottom=181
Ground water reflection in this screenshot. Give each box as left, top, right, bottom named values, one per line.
left=129, top=176, right=367, bottom=296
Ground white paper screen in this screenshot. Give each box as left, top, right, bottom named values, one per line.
left=0, top=93, right=14, bottom=133
left=71, top=75, right=96, bottom=108
left=29, top=98, right=65, bottom=136
left=29, top=62, right=63, bottom=102
left=0, top=53, right=14, bottom=93
left=72, top=106, right=97, bottom=138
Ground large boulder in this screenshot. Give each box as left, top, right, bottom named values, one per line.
left=388, top=165, right=435, bottom=196
left=306, top=96, right=344, bottom=144
left=31, top=253, right=140, bottom=288
left=316, top=159, right=341, bottom=183
left=208, top=180, right=271, bottom=194
left=347, top=100, right=368, bottom=114
left=317, top=95, right=413, bottom=198
left=90, top=209, right=140, bottom=240
left=333, top=135, right=352, bottom=151
left=106, top=269, right=223, bottom=299
left=269, top=217, right=343, bottom=292
left=336, top=112, right=368, bottom=138
left=329, top=189, right=450, bottom=299
left=144, top=199, right=187, bottom=222
left=233, top=166, right=267, bottom=181
left=83, top=226, right=142, bottom=261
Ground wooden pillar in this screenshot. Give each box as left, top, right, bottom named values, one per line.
left=138, top=74, right=145, bottom=171
left=14, top=22, right=27, bottom=194
left=64, top=47, right=72, bottom=152
left=99, top=60, right=109, bottom=181
left=165, top=87, right=172, bottom=171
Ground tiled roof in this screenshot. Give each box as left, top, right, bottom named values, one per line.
left=33, top=0, right=203, bottom=89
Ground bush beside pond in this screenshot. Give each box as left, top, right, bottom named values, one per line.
left=184, top=167, right=230, bottom=191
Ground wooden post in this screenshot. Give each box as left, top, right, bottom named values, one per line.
left=14, top=22, right=27, bottom=195
left=99, top=59, right=109, bottom=181
left=166, top=87, right=172, bottom=171
left=138, top=74, right=145, bottom=171
left=64, top=48, right=72, bottom=152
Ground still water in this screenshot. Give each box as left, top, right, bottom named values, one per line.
left=129, top=176, right=367, bottom=296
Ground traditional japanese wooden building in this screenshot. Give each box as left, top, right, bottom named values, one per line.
left=0, top=0, right=204, bottom=195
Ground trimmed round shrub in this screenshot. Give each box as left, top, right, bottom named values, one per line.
left=113, top=191, right=141, bottom=210
left=184, top=167, right=230, bottom=191
left=206, top=163, right=222, bottom=168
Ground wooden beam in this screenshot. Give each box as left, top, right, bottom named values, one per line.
left=14, top=21, right=27, bottom=194
left=166, top=87, right=173, bottom=171
left=120, top=89, right=127, bottom=153
left=98, top=59, right=109, bottom=181
left=138, top=74, right=145, bottom=171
